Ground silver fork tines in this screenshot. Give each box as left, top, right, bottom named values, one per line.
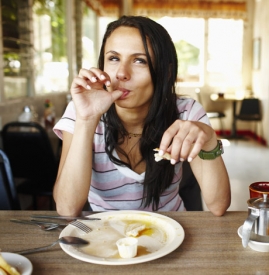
left=70, top=220, right=91, bottom=233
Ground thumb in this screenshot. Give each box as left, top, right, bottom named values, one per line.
left=111, top=90, right=124, bottom=101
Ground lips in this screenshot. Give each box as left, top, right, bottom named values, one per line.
left=118, top=88, right=130, bottom=99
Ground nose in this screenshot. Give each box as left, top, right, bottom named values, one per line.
left=116, top=63, right=130, bottom=81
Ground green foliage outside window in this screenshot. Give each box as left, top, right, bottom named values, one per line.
left=174, top=40, right=200, bottom=82
left=33, top=0, right=67, bottom=61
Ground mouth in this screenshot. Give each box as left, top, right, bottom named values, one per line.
left=118, top=88, right=130, bottom=99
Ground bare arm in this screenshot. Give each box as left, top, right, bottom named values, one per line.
left=53, top=121, right=97, bottom=216
left=53, top=68, right=123, bottom=216
left=158, top=120, right=231, bottom=216
left=189, top=148, right=230, bottom=216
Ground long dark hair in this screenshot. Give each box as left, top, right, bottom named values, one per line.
left=98, top=16, right=178, bottom=210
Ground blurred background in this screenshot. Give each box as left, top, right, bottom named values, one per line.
left=0, top=0, right=268, bottom=210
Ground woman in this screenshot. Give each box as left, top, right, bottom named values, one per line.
left=53, top=16, right=230, bottom=216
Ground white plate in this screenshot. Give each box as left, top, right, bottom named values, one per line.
left=59, top=210, right=185, bottom=265
left=238, top=225, right=269, bottom=252
left=1, top=252, right=33, bottom=275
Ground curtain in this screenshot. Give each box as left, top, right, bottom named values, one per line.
left=84, top=0, right=247, bottom=19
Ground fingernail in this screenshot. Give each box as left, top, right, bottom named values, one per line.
left=91, top=77, right=97, bottom=82
left=105, top=80, right=111, bottom=86
left=86, top=85, right=91, bottom=90
left=100, top=75, right=106, bottom=80
left=180, top=158, right=184, bottom=162
left=170, top=159, right=176, bottom=165
left=188, top=157, right=193, bottom=162
left=158, top=150, right=164, bottom=156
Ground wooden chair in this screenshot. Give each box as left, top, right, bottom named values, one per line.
left=0, top=149, right=21, bottom=210
left=1, top=122, right=58, bottom=210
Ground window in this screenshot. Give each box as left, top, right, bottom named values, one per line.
left=207, top=18, right=243, bottom=88
left=155, top=17, right=244, bottom=89
left=1, top=0, right=32, bottom=99
left=33, top=0, right=68, bottom=94
left=82, top=6, right=98, bottom=69
left=157, top=17, right=204, bottom=85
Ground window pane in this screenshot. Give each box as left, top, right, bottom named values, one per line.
left=207, top=19, right=243, bottom=87
left=82, top=13, right=116, bottom=70
left=156, top=17, right=205, bottom=84
left=82, top=7, right=97, bottom=69
left=1, top=0, right=32, bottom=98
left=33, top=0, right=68, bottom=94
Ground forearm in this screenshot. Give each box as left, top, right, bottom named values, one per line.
left=53, top=120, right=97, bottom=216
left=191, top=156, right=231, bottom=216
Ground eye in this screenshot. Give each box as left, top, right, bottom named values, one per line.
left=108, top=55, right=119, bottom=62
left=134, top=58, right=147, bottom=64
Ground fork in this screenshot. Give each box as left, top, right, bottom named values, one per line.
left=70, top=220, right=92, bottom=233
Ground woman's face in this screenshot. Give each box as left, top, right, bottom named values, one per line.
left=104, top=26, right=154, bottom=111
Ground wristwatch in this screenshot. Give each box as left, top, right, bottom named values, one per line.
left=198, top=140, right=224, bottom=160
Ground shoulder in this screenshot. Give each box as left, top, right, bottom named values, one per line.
left=176, top=97, right=210, bottom=125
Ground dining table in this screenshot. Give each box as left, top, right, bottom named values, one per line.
left=210, top=93, right=244, bottom=139
left=0, top=210, right=268, bottom=275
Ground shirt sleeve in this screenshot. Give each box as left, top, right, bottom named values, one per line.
left=176, top=97, right=211, bottom=126
left=53, top=101, right=76, bottom=139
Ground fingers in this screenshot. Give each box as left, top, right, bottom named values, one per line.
left=72, top=68, right=112, bottom=92
left=159, top=120, right=215, bottom=164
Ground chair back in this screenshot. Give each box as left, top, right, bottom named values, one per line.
left=238, top=98, right=262, bottom=120
left=0, top=149, right=21, bottom=210
left=179, top=161, right=202, bottom=211
left=1, top=122, right=58, bottom=185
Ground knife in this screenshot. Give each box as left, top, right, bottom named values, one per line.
left=31, top=215, right=100, bottom=221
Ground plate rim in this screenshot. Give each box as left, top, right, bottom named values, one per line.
left=59, top=210, right=185, bottom=265
left=1, top=252, right=33, bottom=275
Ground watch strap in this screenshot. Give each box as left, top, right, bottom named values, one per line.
left=198, top=140, right=223, bottom=160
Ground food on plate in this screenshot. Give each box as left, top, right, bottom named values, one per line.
left=0, top=254, right=20, bottom=275
left=153, top=148, right=171, bottom=162
left=126, top=224, right=146, bottom=237
left=116, top=237, right=138, bottom=258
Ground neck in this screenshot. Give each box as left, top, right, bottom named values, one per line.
left=116, top=107, right=146, bottom=134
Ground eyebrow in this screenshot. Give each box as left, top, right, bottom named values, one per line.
left=105, top=50, right=147, bottom=57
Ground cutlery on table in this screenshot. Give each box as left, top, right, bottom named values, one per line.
left=69, top=220, right=92, bottom=233
left=13, top=236, right=89, bottom=255
left=31, top=214, right=101, bottom=221
left=10, top=219, right=92, bottom=233
left=31, top=219, right=92, bottom=233
left=10, top=219, right=62, bottom=231
left=31, top=219, right=67, bottom=226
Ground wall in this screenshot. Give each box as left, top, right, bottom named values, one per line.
left=252, top=0, right=269, bottom=144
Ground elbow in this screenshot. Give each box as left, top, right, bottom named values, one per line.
left=209, top=197, right=231, bottom=217
left=55, top=204, right=82, bottom=217
left=53, top=192, right=83, bottom=217
left=210, top=208, right=227, bottom=217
